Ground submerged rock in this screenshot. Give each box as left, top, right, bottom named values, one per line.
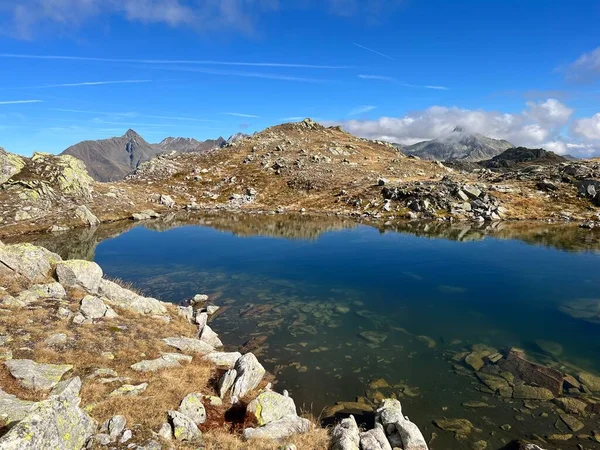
left=4, top=359, right=72, bottom=391
left=359, top=331, right=388, bottom=345
left=578, top=371, right=600, bottom=392
left=512, top=384, right=554, bottom=401
left=433, top=418, right=474, bottom=440
left=497, top=348, right=563, bottom=396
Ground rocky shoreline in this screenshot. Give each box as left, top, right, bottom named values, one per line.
left=0, top=240, right=441, bottom=450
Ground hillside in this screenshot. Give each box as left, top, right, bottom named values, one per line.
left=405, top=126, right=514, bottom=161
left=482, top=146, right=568, bottom=169
left=157, top=136, right=226, bottom=153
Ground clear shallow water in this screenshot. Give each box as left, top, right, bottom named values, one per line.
left=16, top=215, right=600, bottom=449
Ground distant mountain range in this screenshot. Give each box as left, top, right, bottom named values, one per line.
left=61, top=130, right=232, bottom=182
left=399, top=126, right=515, bottom=162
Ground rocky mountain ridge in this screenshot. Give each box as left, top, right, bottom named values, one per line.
left=403, top=126, right=515, bottom=162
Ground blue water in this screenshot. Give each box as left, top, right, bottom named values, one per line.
left=24, top=217, right=600, bottom=449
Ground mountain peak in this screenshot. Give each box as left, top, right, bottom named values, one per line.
left=452, top=126, right=465, bottom=133
left=124, top=129, right=141, bottom=139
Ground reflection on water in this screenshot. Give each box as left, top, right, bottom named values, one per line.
left=9, top=213, right=600, bottom=449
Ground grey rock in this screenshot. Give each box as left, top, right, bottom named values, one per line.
left=4, top=359, right=72, bottom=391
left=168, top=410, right=202, bottom=442
left=163, top=336, right=214, bottom=355
left=92, top=433, right=112, bottom=446
left=29, top=282, right=67, bottom=299
left=360, top=427, right=393, bottom=450
left=0, top=395, right=96, bottom=450
left=109, top=383, right=148, bottom=397
left=199, top=325, right=223, bottom=348
left=191, top=294, right=209, bottom=306
left=204, top=351, right=241, bottom=369
left=376, top=399, right=428, bottom=450
left=80, top=295, right=109, bottom=319
left=160, top=194, right=175, bottom=208
left=231, top=353, right=266, bottom=400
left=0, top=388, right=37, bottom=426
left=74, top=205, right=100, bottom=226
left=219, top=369, right=237, bottom=399
left=243, top=414, right=311, bottom=440
left=120, top=429, right=133, bottom=443
left=331, top=415, right=360, bottom=450
left=44, top=333, right=68, bottom=347
left=178, top=393, right=206, bottom=425
left=105, top=415, right=127, bottom=440
left=49, top=377, right=82, bottom=401
left=196, top=312, right=208, bottom=330
left=247, top=390, right=297, bottom=425
left=157, top=422, right=173, bottom=440
left=0, top=243, right=62, bottom=283
left=56, top=260, right=103, bottom=293
left=99, top=279, right=167, bottom=315
left=131, top=353, right=192, bottom=372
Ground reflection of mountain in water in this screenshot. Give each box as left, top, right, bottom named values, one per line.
left=6, top=212, right=600, bottom=260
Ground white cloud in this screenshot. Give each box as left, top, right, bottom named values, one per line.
left=573, top=113, right=600, bottom=141
left=1, top=0, right=401, bottom=39
left=32, top=80, right=151, bottom=88
left=0, top=99, right=42, bottom=105
left=564, top=47, right=600, bottom=83
left=349, top=105, right=377, bottom=116
left=331, top=99, right=600, bottom=156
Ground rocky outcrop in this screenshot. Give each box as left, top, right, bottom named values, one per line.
left=0, top=147, right=25, bottom=184
left=99, top=279, right=167, bottom=315
left=56, top=260, right=103, bottom=293
left=4, top=359, right=72, bottom=391
left=0, top=377, right=96, bottom=450
left=0, top=243, right=62, bottom=283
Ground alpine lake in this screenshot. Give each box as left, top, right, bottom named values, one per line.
left=11, top=212, right=600, bottom=450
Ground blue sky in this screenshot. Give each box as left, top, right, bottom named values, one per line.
left=0, top=0, right=599, bottom=156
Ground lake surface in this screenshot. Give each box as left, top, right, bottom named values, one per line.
left=16, top=214, right=600, bottom=449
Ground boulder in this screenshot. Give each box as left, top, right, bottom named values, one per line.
left=74, top=205, right=100, bottom=226
left=178, top=393, right=206, bottom=425
left=49, top=377, right=82, bottom=401
left=101, top=415, right=127, bottom=440
left=56, top=260, right=103, bottom=293
left=243, top=415, right=311, bottom=440
left=163, top=336, right=214, bottom=355
left=131, top=353, right=192, bottom=372
left=433, top=418, right=474, bottom=441
left=360, top=427, right=393, bottom=450
left=231, top=353, right=266, bottom=400
left=554, top=397, right=588, bottom=415
left=0, top=379, right=96, bottom=450
left=578, top=371, right=600, bottom=392
left=29, top=282, right=67, bottom=299
left=204, top=351, right=241, bottom=369
left=4, top=359, right=72, bottom=391
left=331, top=415, right=360, bottom=450
left=0, top=243, right=62, bottom=283
left=377, top=399, right=428, bottom=450
left=199, top=325, right=223, bottom=348
left=0, top=148, right=25, bottom=184
left=247, top=390, right=297, bottom=426
left=168, top=410, right=202, bottom=442
left=160, top=194, right=175, bottom=208
left=99, top=279, right=167, bottom=315
left=0, top=388, right=37, bottom=426
left=80, top=295, right=114, bottom=320
left=218, top=369, right=237, bottom=399
left=512, top=384, right=554, bottom=401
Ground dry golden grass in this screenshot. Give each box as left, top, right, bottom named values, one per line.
left=0, top=272, right=30, bottom=296
left=202, top=426, right=330, bottom=450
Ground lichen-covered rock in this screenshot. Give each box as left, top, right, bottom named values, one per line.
left=377, top=399, right=428, bottom=450
left=56, top=260, right=103, bottom=293
left=199, top=324, right=223, bottom=348
left=0, top=384, right=96, bottom=450
left=0, top=388, right=36, bottom=426
left=0, top=243, right=62, bottom=283
left=109, top=383, right=148, bottom=397
left=131, top=353, right=192, bottom=372
left=163, top=336, right=214, bottom=355
left=247, top=390, right=297, bottom=426
left=4, top=359, right=72, bottom=391
left=99, top=279, right=167, bottom=315
left=331, top=415, right=360, bottom=450
left=243, top=414, right=311, bottom=440
left=168, top=410, right=202, bottom=442
left=44, top=333, right=68, bottom=347
left=178, top=393, right=206, bottom=425
left=204, top=351, right=241, bottom=369
left=29, top=282, right=67, bottom=299
left=101, top=415, right=127, bottom=440
left=231, top=353, right=266, bottom=400
left=0, top=148, right=25, bottom=185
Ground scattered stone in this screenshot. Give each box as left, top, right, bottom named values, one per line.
left=554, top=397, right=588, bottom=415
left=358, top=331, right=388, bottom=345
left=360, top=427, right=393, bottom=450
left=204, top=351, right=241, bottom=369
left=512, top=384, right=555, bottom=401
left=74, top=205, right=100, bottom=226
left=331, top=415, right=360, bottom=450
left=4, top=359, right=72, bottom=390
left=243, top=414, right=311, bottom=440
left=158, top=422, right=173, bottom=440
left=44, top=333, right=68, bottom=347
left=231, top=352, right=266, bottom=400
left=219, top=369, right=237, bottom=399
left=199, top=324, right=224, bottom=348
left=99, top=279, right=167, bottom=315
left=109, top=382, right=148, bottom=397
left=559, top=414, right=584, bottom=432
left=131, top=353, right=192, bottom=372
left=247, top=390, right=297, bottom=426
left=433, top=418, right=474, bottom=440
left=30, top=282, right=67, bottom=299
left=163, top=336, right=214, bottom=355
left=578, top=371, right=600, bottom=392
left=160, top=194, right=175, bottom=208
